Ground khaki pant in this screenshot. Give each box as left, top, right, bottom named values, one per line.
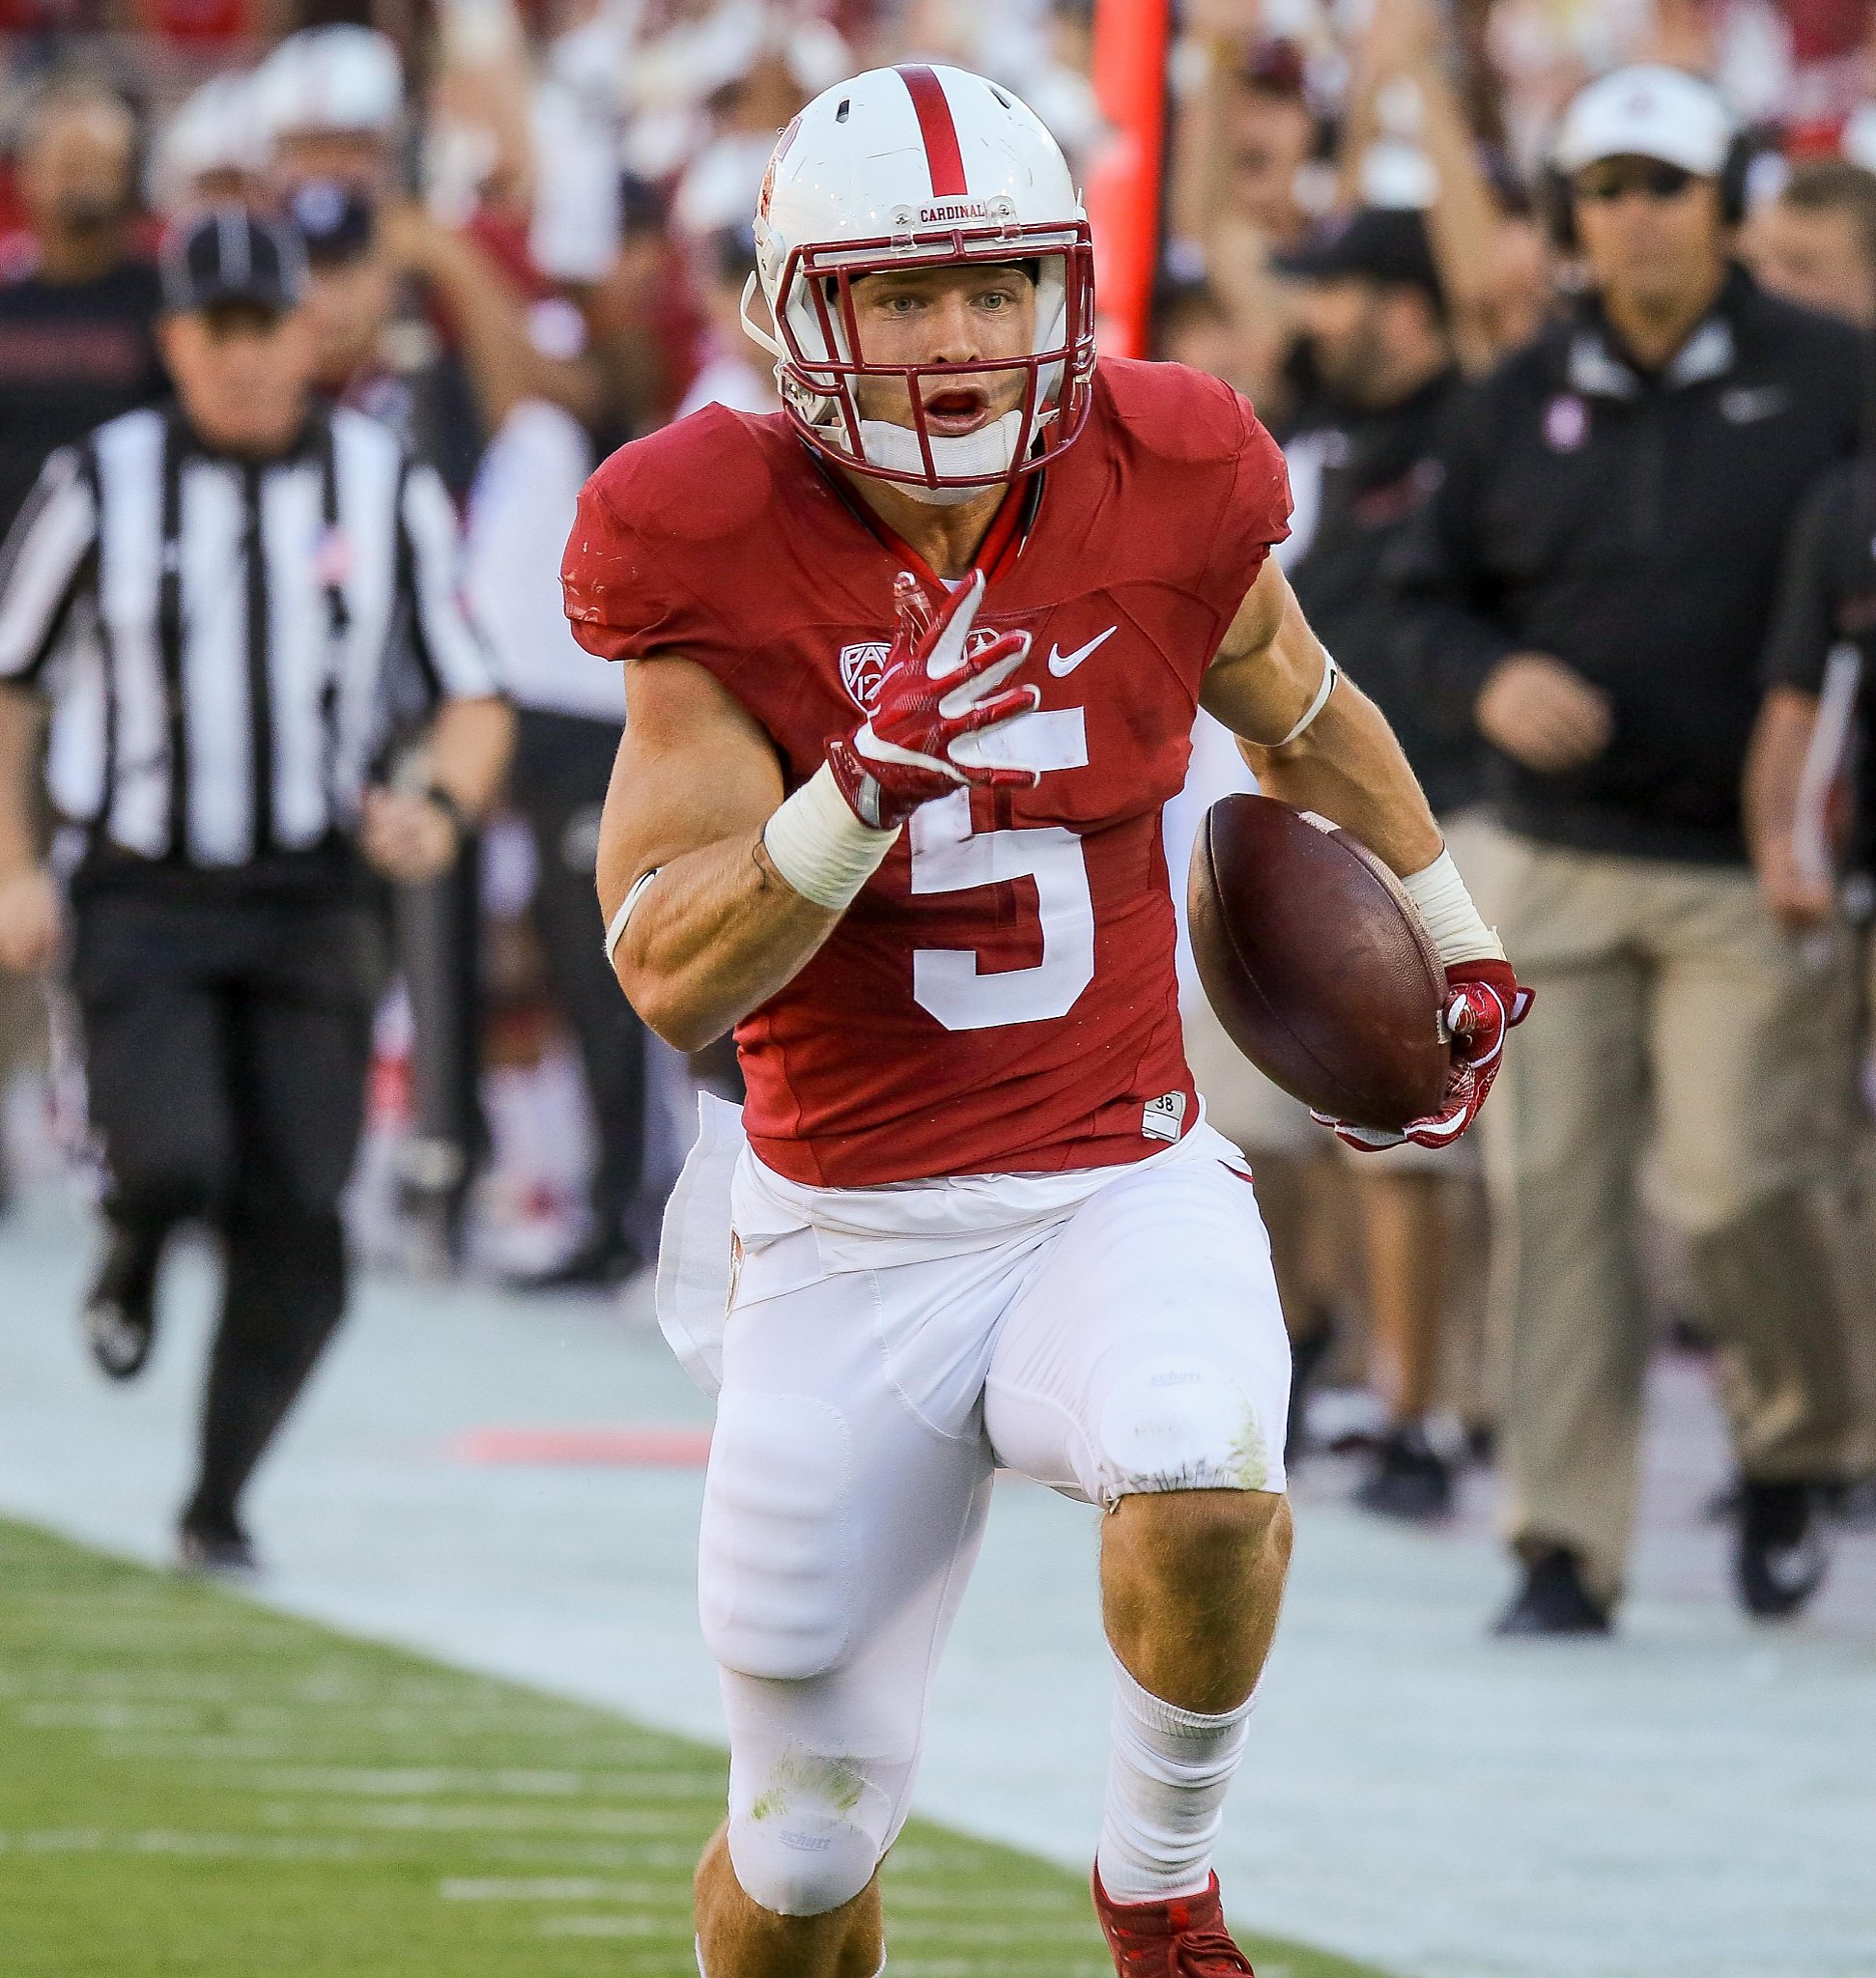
left=1469, top=826, right=1857, bottom=1600
left=1842, top=935, right=1876, bottom=1477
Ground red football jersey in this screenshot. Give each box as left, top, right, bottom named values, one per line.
left=563, top=357, right=1290, bottom=1185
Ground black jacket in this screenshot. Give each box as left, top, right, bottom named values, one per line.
left=1394, top=266, right=1862, bottom=864
left=1283, top=369, right=1480, bottom=817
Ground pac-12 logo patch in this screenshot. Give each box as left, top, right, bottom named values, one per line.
left=839, top=642, right=892, bottom=712
left=839, top=626, right=1033, bottom=713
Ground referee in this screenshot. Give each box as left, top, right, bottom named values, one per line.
left=0, top=210, right=511, bottom=1569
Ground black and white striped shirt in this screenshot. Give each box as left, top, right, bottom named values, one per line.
left=0, top=402, right=499, bottom=871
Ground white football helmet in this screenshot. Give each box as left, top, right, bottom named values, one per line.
left=746, top=64, right=1095, bottom=502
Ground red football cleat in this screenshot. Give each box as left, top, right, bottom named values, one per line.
left=1093, top=1867, right=1256, bottom=1974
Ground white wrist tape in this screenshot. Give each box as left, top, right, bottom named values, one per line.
left=761, top=761, right=901, bottom=911
left=603, top=867, right=661, bottom=966
left=1276, top=651, right=1339, bottom=748
left=1401, top=848, right=1504, bottom=967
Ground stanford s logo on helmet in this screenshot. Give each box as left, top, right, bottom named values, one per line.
left=743, top=64, right=1096, bottom=500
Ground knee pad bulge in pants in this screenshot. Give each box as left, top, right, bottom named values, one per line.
left=699, top=1391, right=854, bottom=1680
left=726, top=1744, right=890, bottom=1918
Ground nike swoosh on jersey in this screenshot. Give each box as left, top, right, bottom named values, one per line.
left=1047, top=625, right=1118, bottom=676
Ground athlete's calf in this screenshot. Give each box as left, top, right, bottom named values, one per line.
left=1098, top=1487, right=1292, bottom=1914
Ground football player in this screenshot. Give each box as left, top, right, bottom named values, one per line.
left=562, top=65, right=1527, bottom=1978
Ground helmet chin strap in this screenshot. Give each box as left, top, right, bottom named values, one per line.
left=740, top=272, right=784, bottom=360
left=857, top=409, right=1026, bottom=505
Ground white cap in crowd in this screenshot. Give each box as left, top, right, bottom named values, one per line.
left=253, top=24, right=404, bottom=141
left=152, top=72, right=268, bottom=206
left=628, top=0, right=846, bottom=117
left=1552, top=64, right=1736, bottom=178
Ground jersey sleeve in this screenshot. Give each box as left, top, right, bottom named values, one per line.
left=1761, top=465, right=1853, bottom=698
left=1211, top=390, right=1293, bottom=604
left=561, top=459, right=736, bottom=674
left=1097, top=360, right=1292, bottom=636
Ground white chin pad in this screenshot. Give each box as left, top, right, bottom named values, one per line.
left=859, top=410, right=1024, bottom=503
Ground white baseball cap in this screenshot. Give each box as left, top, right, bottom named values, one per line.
left=1553, top=65, right=1735, bottom=178
left=254, top=25, right=404, bottom=141
left=153, top=73, right=268, bottom=206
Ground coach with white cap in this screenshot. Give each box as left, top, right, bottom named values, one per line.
left=1396, top=66, right=1863, bottom=1632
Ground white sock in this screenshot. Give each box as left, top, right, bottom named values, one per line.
left=1095, top=1653, right=1257, bottom=1904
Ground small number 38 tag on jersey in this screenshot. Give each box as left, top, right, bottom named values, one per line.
left=1142, top=1091, right=1187, bottom=1143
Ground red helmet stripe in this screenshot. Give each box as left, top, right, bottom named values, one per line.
left=896, top=66, right=968, bottom=198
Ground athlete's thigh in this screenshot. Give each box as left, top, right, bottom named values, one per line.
left=702, top=1230, right=1024, bottom=1681
left=983, top=1137, right=1292, bottom=1505
left=703, top=1232, right=1006, bottom=1905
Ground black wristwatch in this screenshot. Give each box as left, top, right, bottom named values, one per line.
left=422, top=784, right=469, bottom=841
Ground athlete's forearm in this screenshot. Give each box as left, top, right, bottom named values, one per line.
left=1238, top=675, right=1444, bottom=880
left=612, top=827, right=842, bottom=1052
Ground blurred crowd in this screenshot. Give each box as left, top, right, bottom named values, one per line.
left=1, top=0, right=1875, bottom=1625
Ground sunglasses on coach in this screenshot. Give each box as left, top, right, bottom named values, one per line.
left=1572, top=162, right=1698, bottom=204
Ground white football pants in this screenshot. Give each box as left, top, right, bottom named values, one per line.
left=697, top=1126, right=1291, bottom=1918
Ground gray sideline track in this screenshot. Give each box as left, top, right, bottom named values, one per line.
left=1, top=1185, right=1872, bottom=1978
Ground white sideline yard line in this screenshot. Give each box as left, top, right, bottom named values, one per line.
left=441, top=1878, right=685, bottom=1901
left=0, top=1829, right=377, bottom=1862
left=259, top=1772, right=731, bottom=1803
left=2, top=1189, right=1874, bottom=1978
left=536, top=1914, right=682, bottom=1937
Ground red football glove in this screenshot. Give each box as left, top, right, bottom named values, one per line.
left=1316, top=958, right=1534, bottom=1153
left=827, top=570, right=1040, bottom=830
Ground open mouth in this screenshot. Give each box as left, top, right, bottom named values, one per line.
left=920, top=385, right=994, bottom=437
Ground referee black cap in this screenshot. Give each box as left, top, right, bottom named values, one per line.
left=161, top=208, right=307, bottom=316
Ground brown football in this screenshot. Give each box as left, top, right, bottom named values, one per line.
left=1188, top=794, right=1448, bottom=1132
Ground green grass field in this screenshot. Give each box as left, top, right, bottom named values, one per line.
left=0, top=1516, right=1393, bottom=1978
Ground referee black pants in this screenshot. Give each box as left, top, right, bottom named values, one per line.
left=509, top=709, right=647, bottom=1246
left=72, top=886, right=379, bottom=1537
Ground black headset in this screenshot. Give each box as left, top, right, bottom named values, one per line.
left=1541, top=97, right=1755, bottom=252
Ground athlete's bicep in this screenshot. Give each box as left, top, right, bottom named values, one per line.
left=1198, top=557, right=1333, bottom=748
left=597, top=657, right=785, bottom=923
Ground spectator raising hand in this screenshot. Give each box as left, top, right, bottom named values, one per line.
left=1340, top=0, right=1516, bottom=374
left=375, top=199, right=604, bottom=433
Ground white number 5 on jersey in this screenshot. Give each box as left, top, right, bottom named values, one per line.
left=907, top=706, right=1093, bottom=1032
